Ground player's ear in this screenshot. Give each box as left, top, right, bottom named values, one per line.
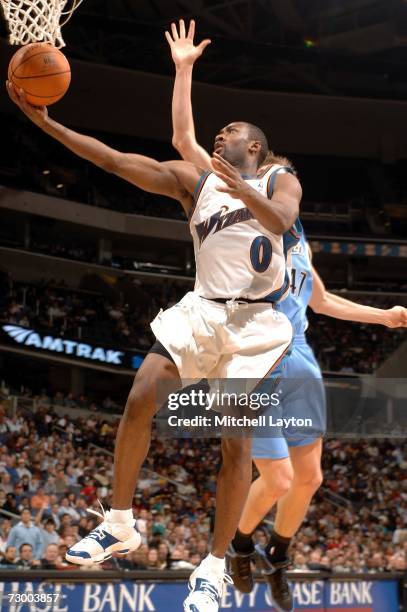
left=248, top=140, right=261, bottom=156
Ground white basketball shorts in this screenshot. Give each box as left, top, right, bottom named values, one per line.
left=150, top=291, right=293, bottom=382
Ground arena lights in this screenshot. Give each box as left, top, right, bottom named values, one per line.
left=304, top=38, right=317, bottom=48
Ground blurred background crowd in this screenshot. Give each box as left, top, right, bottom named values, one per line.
left=0, top=398, right=404, bottom=573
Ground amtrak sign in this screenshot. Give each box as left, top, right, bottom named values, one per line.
left=1, top=325, right=145, bottom=371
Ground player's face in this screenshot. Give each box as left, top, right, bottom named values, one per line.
left=213, top=122, right=251, bottom=165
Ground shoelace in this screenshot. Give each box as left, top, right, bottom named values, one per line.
left=83, top=500, right=111, bottom=542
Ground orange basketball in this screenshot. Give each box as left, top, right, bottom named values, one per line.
left=8, top=42, right=71, bottom=106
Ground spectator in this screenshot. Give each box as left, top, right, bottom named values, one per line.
left=0, top=545, right=17, bottom=568
left=15, top=543, right=39, bottom=569
left=16, top=458, right=32, bottom=482
left=7, top=509, right=43, bottom=560
left=38, top=543, right=62, bottom=569
left=40, top=518, right=60, bottom=549
left=3, top=493, right=18, bottom=514
left=31, top=488, right=50, bottom=511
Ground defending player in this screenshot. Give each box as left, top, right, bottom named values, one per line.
left=166, top=19, right=407, bottom=612
left=7, top=78, right=302, bottom=612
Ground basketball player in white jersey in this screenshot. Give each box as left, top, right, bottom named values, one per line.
left=166, top=19, right=407, bottom=611
left=8, top=76, right=302, bottom=610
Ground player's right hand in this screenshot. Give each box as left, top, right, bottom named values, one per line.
left=165, top=19, right=211, bottom=68
left=6, top=81, right=48, bottom=128
left=385, top=305, right=407, bottom=328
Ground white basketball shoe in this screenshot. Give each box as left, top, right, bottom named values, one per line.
left=65, top=502, right=141, bottom=566
left=184, top=559, right=233, bottom=611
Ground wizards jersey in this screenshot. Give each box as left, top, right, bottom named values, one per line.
left=189, top=165, right=296, bottom=302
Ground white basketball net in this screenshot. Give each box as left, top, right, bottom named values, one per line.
left=0, top=0, right=84, bottom=47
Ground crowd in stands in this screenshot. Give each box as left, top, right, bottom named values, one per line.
left=0, top=273, right=190, bottom=351
left=1, top=271, right=405, bottom=374
left=0, top=398, right=404, bottom=573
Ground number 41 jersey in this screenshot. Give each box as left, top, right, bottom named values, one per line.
left=189, top=165, right=297, bottom=302
left=276, top=229, right=313, bottom=336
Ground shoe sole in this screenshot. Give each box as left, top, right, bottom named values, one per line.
left=65, top=532, right=141, bottom=566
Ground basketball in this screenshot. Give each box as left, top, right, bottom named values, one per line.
left=8, top=42, right=71, bottom=106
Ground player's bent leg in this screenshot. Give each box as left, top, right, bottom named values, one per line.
left=227, top=446, right=292, bottom=594
left=184, top=436, right=252, bottom=612
left=66, top=353, right=180, bottom=567
left=256, top=439, right=323, bottom=612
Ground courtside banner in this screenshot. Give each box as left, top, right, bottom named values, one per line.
left=0, top=578, right=399, bottom=611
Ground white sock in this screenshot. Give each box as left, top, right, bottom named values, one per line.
left=110, top=508, right=134, bottom=525
left=202, top=553, right=225, bottom=573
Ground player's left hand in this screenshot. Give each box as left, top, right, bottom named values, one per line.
left=384, top=306, right=407, bottom=328
left=212, top=152, right=254, bottom=200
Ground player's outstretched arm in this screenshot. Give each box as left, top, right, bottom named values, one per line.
left=7, top=82, right=196, bottom=204
left=166, top=19, right=212, bottom=171
left=309, top=266, right=407, bottom=328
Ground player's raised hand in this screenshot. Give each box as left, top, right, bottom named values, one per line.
left=385, top=306, right=407, bottom=328
left=165, top=19, right=211, bottom=68
left=6, top=81, right=48, bottom=128
left=212, top=152, right=253, bottom=199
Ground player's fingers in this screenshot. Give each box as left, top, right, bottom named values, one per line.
left=198, top=39, right=211, bottom=54
left=6, top=85, right=19, bottom=107
left=179, top=19, right=186, bottom=39
left=8, top=82, right=24, bottom=108
left=213, top=170, right=235, bottom=187
left=18, top=88, right=29, bottom=108
left=215, top=185, right=232, bottom=193
left=6, top=81, right=16, bottom=101
left=171, top=22, right=179, bottom=40
left=213, top=152, right=236, bottom=173
left=212, top=157, right=236, bottom=179
left=187, top=19, right=195, bottom=40
left=165, top=31, right=174, bottom=46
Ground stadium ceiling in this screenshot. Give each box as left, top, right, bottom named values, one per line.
left=2, top=0, right=407, bottom=98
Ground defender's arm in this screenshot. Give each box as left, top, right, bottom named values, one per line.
left=166, top=19, right=212, bottom=171
left=309, top=266, right=407, bottom=328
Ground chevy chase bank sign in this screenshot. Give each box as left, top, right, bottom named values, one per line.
left=2, top=325, right=145, bottom=370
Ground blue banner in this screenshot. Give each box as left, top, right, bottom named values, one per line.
left=0, top=578, right=399, bottom=611
left=309, top=240, right=407, bottom=258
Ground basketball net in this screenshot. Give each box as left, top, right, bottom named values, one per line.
left=0, top=0, right=84, bottom=47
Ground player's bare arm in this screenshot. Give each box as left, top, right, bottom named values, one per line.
left=310, top=265, right=407, bottom=328
left=166, top=19, right=212, bottom=171
left=7, top=81, right=199, bottom=214
left=212, top=153, right=301, bottom=234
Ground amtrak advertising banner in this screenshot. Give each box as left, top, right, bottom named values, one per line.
left=0, top=578, right=400, bottom=611
left=1, top=324, right=145, bottom=371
